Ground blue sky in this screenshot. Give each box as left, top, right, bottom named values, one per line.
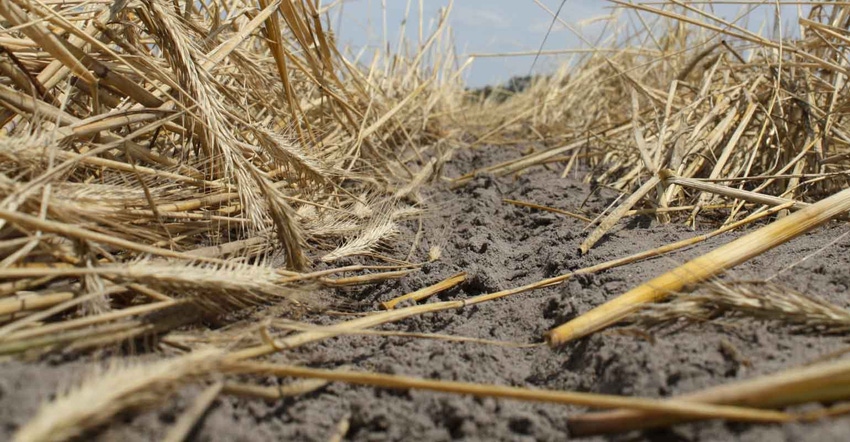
left=332, top=1, right=808, bottom=87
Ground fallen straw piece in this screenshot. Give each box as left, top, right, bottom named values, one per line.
left=579, top=175, right=661, bottom=254
left=660, top=169, right=811, bottom=212
left=13, top=349, right=222, bottom=442
left=547, top=185, right=850, bottom=346
left=503, top=199, right=592, bottom=223
left=0, top=209, right=227, bottom=264
left=568, top=355, right=850, bottom=436
left=222, top=378, right=330, bottom=401
left=380, top=272, right=467, bottom=309
left=226, top=361, right=792, bottom=424
left=162, top=382, right=223, bottom=442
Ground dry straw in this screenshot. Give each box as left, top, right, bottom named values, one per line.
left=226, top=361, right=791, bottom=424
left=14, top=349, right=222, bottom=442
left=568, top=355, right=850, bottom=436
left=547, top=185, right=850, bottom=346
left=634, top=280, right=850, bottom=334
left=0, top=0, right=459, bottom=354
left=4, top=0, right=850, bottom=438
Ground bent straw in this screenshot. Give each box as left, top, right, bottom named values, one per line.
left=503, top=199, right=592, bottom=223
left=568, top=356, right=850, bottom=436
left=162, top=382, right=223, bottom=442
left=221, top=378, right=329, bottom=401
left=660, top=169, right=811, bottom=212
left=226, top=361, right=792, bottom=424
left=580, top=175, right=661, bottom=254
left=380, top=272, right=466, bottom=309
left=547, top=186, right=850, bottom=346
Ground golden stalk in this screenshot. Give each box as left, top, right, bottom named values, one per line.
left=0, top=291, right=74, bottom=315
left=661, top=170, right=811, bottom=212
left=502, top=199, right=592, bottom=223
left=221, top=379, right=330, bottom=401
left=580, top=175, right=661, bottom=254
left=13, top=350, right=222, bottom=442
left=162, top=382, right=223, bottom=442
left=568, top=356, right=850, bottom=436
left=225, top=361, right=791, bottom=424
left=381, top=272, right=467, bottom=310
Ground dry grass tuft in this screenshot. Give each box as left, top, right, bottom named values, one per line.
left=634, top=279, right=850, bottom=334
left=0, top=0, right=461, bottom=355
left=14, top=349, right=222, bottom=442
left=461, top=2, right=850, bottom=226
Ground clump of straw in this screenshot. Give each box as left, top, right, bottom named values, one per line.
left=14, top=349, right=222, bottom=442
left=0, top=0, right=461, bottom=353
left=634, top=280, right=850, bottom=334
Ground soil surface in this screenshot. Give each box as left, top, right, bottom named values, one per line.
left=3, top=146, right=850, bottom=441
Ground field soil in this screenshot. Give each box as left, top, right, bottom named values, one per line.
left=3, top=146, right=850, bottom=441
